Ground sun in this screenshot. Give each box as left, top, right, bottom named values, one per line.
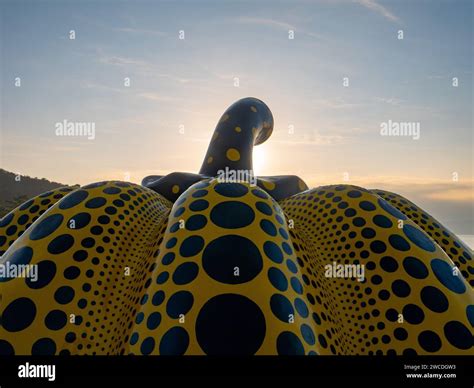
left=252, top=146, right=266, bottom=175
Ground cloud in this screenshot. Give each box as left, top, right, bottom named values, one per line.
left=113, top=27, right=167, bottom=36
left=312, top=97, right=365, bottom=109
left=97, top=53, right=191, bottom=83
left=273, top=132, right=345, bottom=146
left=234, top=17, right=324, bottom=40
left=374, top=97, right=404, bottom=106
left=354, top=0, right=401, bottom=24
left=137, top=93, right=179, bottom=103
left=236, top=17, right=295, bottom=31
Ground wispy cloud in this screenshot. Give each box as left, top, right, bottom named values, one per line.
left=273, top=131, right=345, bottom=146
left=312, top=97, right=365, bottom=109
left=113, top=27, right=167, bottom=36
left=374, top=97, right=404, bottom=106
left=82, top=81, right=180, bottom=104
left=97, top=53, right=192, bottom=83
left=236, top=17, right=295, bottom=31
left=234, top=17, right=324, bottom=39
left=354, top=0, right=401, bottom=24
left=137, top=93, right=179, bottom=103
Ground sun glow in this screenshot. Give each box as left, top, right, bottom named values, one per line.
left=253, top=146, right=266, bottom=175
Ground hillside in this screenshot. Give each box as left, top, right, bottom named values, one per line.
left=0, top=169, right=72, bottom=217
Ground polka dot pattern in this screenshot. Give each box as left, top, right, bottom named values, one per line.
left=0, top=173, right=472, bottom=356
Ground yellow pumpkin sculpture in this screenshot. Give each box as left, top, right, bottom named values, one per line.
left=0, top=98, right=472, bottom=355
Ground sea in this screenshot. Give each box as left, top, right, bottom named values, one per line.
left=458, top=235, right=474, bottom=250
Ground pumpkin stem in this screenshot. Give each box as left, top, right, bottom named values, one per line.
left=199, top=97, right=274, bottom=177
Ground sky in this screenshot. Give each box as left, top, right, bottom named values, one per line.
left=0, top=0, right=472, bottom=234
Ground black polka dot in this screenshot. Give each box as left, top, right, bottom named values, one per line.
left=146, top=312, right=162, bottom=330
left=255, top=201, right=273, bottom=216
left=103, top=187, right=121, bottom=194
left=189, top=199, right=209, bottom=211
left=85, top=197, right=107, bottom=209
left=214, top=183, right=248, bottom=197
left=18, top=214, right=29, bottom=225
left=402, top=304, right=424, bottom=324
left=45, top=310, right=67, bottom=330
left=260, top=219, right=277, bottom=236
left=431, top=258, right=466, bottom=294
left=0, top=340, right=14, bottom=355
left=290, top=277, right=303, bottom=294
left=301, top=324, right=316, bottom=345
left=1, top=297, right=37, bottom=332
left=161, top=252, right=175, bottom=265
left=348, top=190, right=362, bottom=198
left=380, top=256, right=398, bottom=272
left=294, top=298, right=309, bottom=318
left=202, top=235, right=262, bottom=284
left=418, top=330, right=441, bottom=352
left=6, top=225, right=17, bottom=236
left=378, top=198, right=407, bottom=220
left=318, top=335, right=328, bottom=348
left=130, top=333, right=139, bottom=345
left=466, top=305, right=474, bottom=326
left=362, top=228, right=376, bottom=239
left=59, top=190, right=88, bottom=209
left=360, top=201, right=376, bottom=211
left=252, top=188, right=269, bottom=199
left=105, top=206, right=117, bottom=215
left=173, top=262, right=199, bottom=285
left=73, top=250, right=88, bottom=262
left=156, top=271, right=169, bottom=284
left=403, top=256, right=428, bottom=279
left=179, top=236, right=205, bottom=257
left=166, top=291, right=194, bottom=319
left=270, top=294, right=294, bottom=322
left=54, top=286, right=75, bottom=304
left=389, top=235, right=410, bottom=251
left=192, top=189, right=208, bottom=198
left=0, top=213, right=14, bottom=227
left=420, top=286, right=449, bottom=313
left=159, top=327, right=189, bottom=355
left=166, top=238, right=177, bottom=249
left=65, top=332, right=76, bottom=343
left=68, top=213, right=91, bottom=230
left=403, top=224, right=436, bottom=252
left=47, top=234, right=74, bottom=254
left=373, top=214, right=393, bottom=228
left=152, top=291, right=165, bottom=306
left=385, top=308, right=399, bottom=322
left=140, top=337, right=155, bottom=355
left=370, top=240, right=386, bottom=254
left=263, top=241, right=284, bottom=263
left=443, top=321, right=472, bottom=350
left=210, top=201, right=255, bottom=228
left=268, top=267, right=288, bottom=291
left=32, top=338, right=56, bottom=355
left=196, top=294, right=265, bottom=355
left=394, top=328, right=408, bottom=341
left=30, top=214, right=64, bottom=240
left=185, top=214, right=207, bottom=231
left=392, top=279, right=411, bottom=297
left=277, top=331, right=305, bottom=355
